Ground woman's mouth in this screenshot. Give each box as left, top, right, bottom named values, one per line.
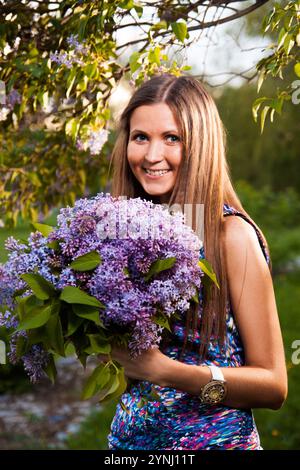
left=143, top=168, right=172, bottom=178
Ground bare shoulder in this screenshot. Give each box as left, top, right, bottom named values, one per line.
left=222, top=215, right=266, bottom=259
left=221, top=215, right=270, bottom=278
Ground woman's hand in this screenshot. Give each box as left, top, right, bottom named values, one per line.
left=98, top=346, right=173, bottom=386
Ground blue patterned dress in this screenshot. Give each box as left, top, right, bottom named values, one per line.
left=107, top=204, right=270, bottom=450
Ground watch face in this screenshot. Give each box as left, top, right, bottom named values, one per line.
left=201, top=381, right=227, bottom=405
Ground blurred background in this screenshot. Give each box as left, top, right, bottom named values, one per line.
left=0, top=0, right=299, bottom=449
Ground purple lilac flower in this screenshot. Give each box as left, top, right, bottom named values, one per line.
left=7, top=89, right=22, bottom=108
left=67, top=34, right=90, bottom=55
left=0, top=193, right=204, bottom=379
left=76, top=128, right=109, bottom=156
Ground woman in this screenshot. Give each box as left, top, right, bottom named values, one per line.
left=105, top=73, right=287, bottom=450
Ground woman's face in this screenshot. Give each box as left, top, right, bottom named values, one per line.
left=127, top=102, right=183, bottom=204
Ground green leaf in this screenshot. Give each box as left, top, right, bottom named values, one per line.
left=17, top=294, right=43, bottom=321
left=16, top=303, right=52, bottom=331
left=198, top=259, right=220, bottom=289
left=260, top=105, right=270, bottom=134
left=151, top=20, right=168, bottom=31
left=43, top=355, right=57, bottom=384
left=48, top=240, right=60, bottom=251
left=15, top=335, right=28, bottom=358
left=66, top=311, right=84, bottom=336
left=294, top=63, right=300, bottom=78
left=85, top=334, right=111, bottom=354
left=60, top=286, right=102, bottom=307
left=191, top=291, right=199, bottom=304
left=152, top=312, right=171, bottom=332
left=21, top=273, right=57, bottom=300
left=148, top=46, right=161, bottom=66
left=69, top=250, right=101, bottom=271
left=46, top=313, right=65, bottom=357
left=129, top=51, right=142, bottom=73
left=144, top=257, right=176, bottom=282
left=252, top=97, right=268, bottom=122
left=96, top=364, right=127, bottom=403
left=65, top=118, right=80, bottom=141
left=72, top=304, right=104, bottom=325
left=257, top=71, right=265, bottom=93
left=84, top=63, right=97, bottom=79
left=81, top=362, right=111, bottom=400
left=133, top=3, right=143, bottom=18
left=171, top=20, right=187, bottom=42
left=32, top=222, right=54, bottom=237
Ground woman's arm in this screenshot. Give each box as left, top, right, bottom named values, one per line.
left=110, top=216, right=288, bottom=410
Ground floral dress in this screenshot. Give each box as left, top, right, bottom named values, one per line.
left=107, top=204, right=270, bottom=450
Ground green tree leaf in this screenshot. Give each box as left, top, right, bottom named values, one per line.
left=60, top=286, right=103, bottom=307
left=20, top=273, right=57, bottom=300
left=16, top=303, right=52, bottom=331
left=81, top=362, right=111, bottom=400
left=45, top=313, right=65, bottom=357
left=85, top=334, right=111, bottom=354
left=72, top=304, right=104, bottom=325
left=66, top=312, right=84, bottom=336
left=69, top=250, right=101, bottom=271
left=43, top=354, right=57, bottom=384
left=144, top=257, right=176, bottom=282
left=198, top=259, right=220, bottom=289
left=31, top=222, right=54, bottom=237
left=171, top=20, right=187, bottom=42
left=152, top=312, right=171, bottom=332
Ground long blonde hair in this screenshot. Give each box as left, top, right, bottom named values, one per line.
left=110, top=73, right=271, bottom=359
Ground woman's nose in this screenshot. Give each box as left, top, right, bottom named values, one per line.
left=144, top=140, right=164, bottom=163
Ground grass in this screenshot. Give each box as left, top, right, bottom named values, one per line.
left=65, top=402, right=118, bottom=450
left=253, top=271, right=300, bottom=450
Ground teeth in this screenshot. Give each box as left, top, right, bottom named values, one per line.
left=145, top=169, right=170, bottom=176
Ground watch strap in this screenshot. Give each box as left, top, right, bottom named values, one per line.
left=208, top=365, right=225, bottom=382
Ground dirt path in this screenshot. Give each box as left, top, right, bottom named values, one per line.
left=0, top=356, right=101, bottom=449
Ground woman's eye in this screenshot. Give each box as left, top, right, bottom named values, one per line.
left=133, top=134, right=180, bottom=142
left=166, top=134, right=180, bottom=142
left=134, top=134, right=147, bottom=141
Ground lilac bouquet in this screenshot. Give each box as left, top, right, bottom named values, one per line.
left=0, top=193, right=216, bottom=402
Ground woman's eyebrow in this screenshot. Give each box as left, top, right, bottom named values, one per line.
left=130, top=129, right=179, bottom=135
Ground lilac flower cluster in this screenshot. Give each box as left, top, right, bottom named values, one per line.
left=0, top=193, right=203, bottom=382
left=0, top=88, right=22, bottom=122
left=50, top=34, right=90, bottom=69
left=76, top=128, right=109, bottom=155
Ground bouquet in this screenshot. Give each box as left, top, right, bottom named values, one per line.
left=0, top=193, right=217, bottom=403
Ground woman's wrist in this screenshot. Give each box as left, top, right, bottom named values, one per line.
left=155, top=356, right=211, bottom=395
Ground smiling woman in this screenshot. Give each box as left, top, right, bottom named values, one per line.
left=107, top=73, right=287, bottom=450
left=127, top=103, right=182, bottom=204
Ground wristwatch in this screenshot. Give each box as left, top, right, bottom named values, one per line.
left=199, top=365, right=227, bottom=405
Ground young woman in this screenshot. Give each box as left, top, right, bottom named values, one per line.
left=105, top=73, right=287, bottom=450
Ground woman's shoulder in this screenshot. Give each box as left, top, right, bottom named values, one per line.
left=221, top=207, right=270, bottom=271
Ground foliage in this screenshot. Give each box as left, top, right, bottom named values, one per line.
left=217, top=80, right=300, bottom=194
left=0, top=0, right=269, bottom=227
left=254, top=271, right=300, bottom=450
left=235, top=180, right=300, bottom=272
left=65, top=401, right=118, bottom=450
left=253, top=0, right=300, bottom=132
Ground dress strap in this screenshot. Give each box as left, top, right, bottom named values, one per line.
left=223, top=203, right=271, bottom=267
